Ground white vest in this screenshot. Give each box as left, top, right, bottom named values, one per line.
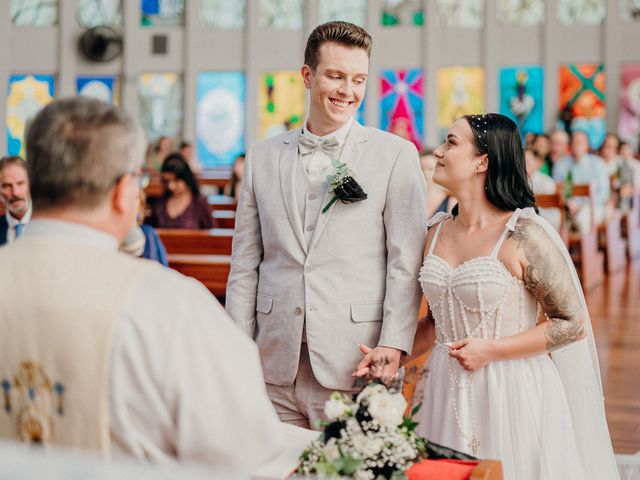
left=0, top=235, right=149, bottom=456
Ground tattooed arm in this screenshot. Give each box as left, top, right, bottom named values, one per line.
left=449, top=218, right=586, bottom=371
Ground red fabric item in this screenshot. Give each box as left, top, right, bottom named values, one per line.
left=406, top=459, right=479, bottom=480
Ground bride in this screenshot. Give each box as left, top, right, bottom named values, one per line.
left=407, top=114, right=617, bottom=479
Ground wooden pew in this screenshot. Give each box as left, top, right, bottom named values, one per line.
left=196, top=168, right=232, bottom=190
left=470, top=460, right=503, bottom=480
left=213, top=210, right=235, bottom=229
left=208, top=194, right=237, bottom=211
left=157, top=228, right=233, bottom=255
left=535, top=192, right=568, bottom=244
left=167, top=253, right=231, bottom=298
left=562, top=183, right=605, bottom=290
left=621, top=187, right=640, bottom=260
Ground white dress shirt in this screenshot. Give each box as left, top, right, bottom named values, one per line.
left=21, top=220, right=284, bottom=475
left=6, top=202, right=32, bottom=243
left=300, top=117, right=353, bottom=182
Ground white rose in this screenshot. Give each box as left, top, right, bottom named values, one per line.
left=324, top=396, right=349, bottom=420
left=356, top=383, right=387, bottom=404
left=323, top=438, right=341, bottom=462
left=367, top=391, right=407, bottom=429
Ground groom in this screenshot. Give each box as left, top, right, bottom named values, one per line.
left=226, top=21, right=427, bottom=429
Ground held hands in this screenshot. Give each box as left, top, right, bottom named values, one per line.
left=447, top=338, right=498, bottom=372
left=352, top=344, right=402, bottom=383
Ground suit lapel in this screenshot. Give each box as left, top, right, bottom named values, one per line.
left=308, top=121, right=368, bottom=254
left=279, top=129, right=308, bottom=254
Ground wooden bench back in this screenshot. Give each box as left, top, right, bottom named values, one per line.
left=157, top=228, right=234, bottom=255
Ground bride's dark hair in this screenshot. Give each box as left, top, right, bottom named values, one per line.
left=452, top=113, right=538, bottom=216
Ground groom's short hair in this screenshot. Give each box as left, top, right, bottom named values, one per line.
left=304, top=21, right=372, bottom=71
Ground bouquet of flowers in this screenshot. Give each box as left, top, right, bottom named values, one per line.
left=297, top=382, right=425, bottom=479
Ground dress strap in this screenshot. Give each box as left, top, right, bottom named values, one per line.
left=490, top=209, right=522, bottom=258
left=428, top=221, right=446, bottom=256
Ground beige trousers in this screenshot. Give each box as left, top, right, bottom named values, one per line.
left=266, top=343, right=355, bottom=430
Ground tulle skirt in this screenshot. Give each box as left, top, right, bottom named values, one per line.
left=414, top=345, right=587, bottom=480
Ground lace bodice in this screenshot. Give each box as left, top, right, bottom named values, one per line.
left=419, top=211, right=538, bottom=342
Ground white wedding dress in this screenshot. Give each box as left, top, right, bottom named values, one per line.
left=413, top=210, right=590, bottom=479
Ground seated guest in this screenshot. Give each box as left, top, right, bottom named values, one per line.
left=0, top=97, right=284, bottom=474
left=525, top=147, right=561, bottom=231
left=601, top=133, right=635, bottom=211
left=419, top=149, right=453, bottom=217
left=179, top=140, right=202, bottom=174
left=149, top=153, right=217, bottom=229
left=532, top=133, right=550, bottom=162
left=541, top=129, right=571, bottom=177
left=553, top=130, right=610, bottom=234
left=620, top=141, right=640, bottom=186
left=0, top=156, right=31, bottom=245
left=147, top=135, right=173, bottom=172
left=121, top=189, right=168, bottom=266
left=224, top=153, right=245, bottom=201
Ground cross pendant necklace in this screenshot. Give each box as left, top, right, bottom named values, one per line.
left=469, top=436, right=480, bottom=456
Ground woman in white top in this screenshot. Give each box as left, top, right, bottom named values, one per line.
left=411, top=113, right=618, bottom=479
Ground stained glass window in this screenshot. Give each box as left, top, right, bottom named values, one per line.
left=11, top=0, right=58, bottom=27
left=201, top=0, right=246, bottom=29
left=497, top=0, right=544, bottom=26
left=137, top=74, right=183, bottom=143
left=381, top=0, right=423, bottom=26
left=499, top=66, right=544, bottom=136
left=196, top=72, right=245, bottom=167
left=437, top=0, right=484, bottom=28
left=141, top=0, right=184, bottom=27
left=437, top=67, right=485, bottom=139
left=620, top=0, right=640, bottom=21
left=260, top=0, right=303, bottom=29
left=618, top=65, right=640, bottom=152
left=558, top=64, right=606, bottom=149
left=558, top=0, right=605, bottom=25
left=259, top=71, right=305, bottom=139
left=380, top=70, right=424, bottom=151
left=319, top=0, right=367, bottom=27
left=77, top=76, right=118, bottom=105
left=6, top=75, right=55, bottom=157
left=77, top=0, right=121, bottom=28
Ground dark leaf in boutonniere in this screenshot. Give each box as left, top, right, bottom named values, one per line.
left=322, top=157, right=368, bottom=214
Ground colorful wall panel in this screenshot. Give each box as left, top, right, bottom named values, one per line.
left=437, top=67, right=485, bottom=139
left=619, top=64, right=640, bottom=151
left=558, top=64, right=606, bottom=149
left=137, top=73, right=183, bottom=143
left=380, top=69, right=424, bottom=150
left=76, top=76, right=118, bottom=105
left=499, top=66, right=544, bottom=136
left=258, top=71, right=305, bottom=139
left=140, top=0, right=184, bottom=27
left=6, top=75, right=55, bottom=157
left=381, top=0, right=423, bottom=26
left=196, top=72, right=245, bottom=167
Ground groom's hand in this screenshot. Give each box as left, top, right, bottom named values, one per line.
left=352, top=344, right=402, bottom=383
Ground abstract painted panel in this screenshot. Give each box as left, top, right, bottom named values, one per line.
left=258, top=71, right=305, bottom=139
left=11, top=0, right=58, bottom=26
left=437, top=0, right=484, bottom=27
left=141, top=0, right=184, bottom=27
left=138, top=74, right=183, bottom=143
left=381, top=0, right=424, bottom=26
left=618, top=65, right=640, bottom=152
left=558, top=0, right=605, bottom=25
left=558, top=64, right=606, bottom=149
left=260, top=0, right=303, bottom=29
left=77, top=76, right=118, bottom=105
left=497, top=0, right=544, bottom=26
left=437, top=67, right=485, bottom=138
left=201, top=0, right=246, bottom=29
left=6, top=75, right=55, bottom=157
left=499, top=66, right=544, bottom=136
left=319, top=0, right=367, bottom=27
left=380, top=69, right=424, bottom=150
left=77, top=0, right=122, bottom=28
left=196, top=72, right=245, bottom=167
left=620, top=0, right=640, bottom=21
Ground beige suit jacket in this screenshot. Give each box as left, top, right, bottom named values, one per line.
left=226, top=121, right=428, bottom=391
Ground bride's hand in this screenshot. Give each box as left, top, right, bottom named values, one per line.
left=448, top=338, right=497, bottom=372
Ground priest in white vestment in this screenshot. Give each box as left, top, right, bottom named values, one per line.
left=0, top=98, right=285, bottom=476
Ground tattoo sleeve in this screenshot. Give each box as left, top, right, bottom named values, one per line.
left=509, top=219, right=586, bottom=351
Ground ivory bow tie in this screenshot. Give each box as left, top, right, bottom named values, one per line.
left=297, top=134, right=340, bottom=157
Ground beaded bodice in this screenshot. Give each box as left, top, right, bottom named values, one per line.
left=419, top=212, right=538, bottom=342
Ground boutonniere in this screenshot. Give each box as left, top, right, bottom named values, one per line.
left=322, top=157, right=368, bottom=214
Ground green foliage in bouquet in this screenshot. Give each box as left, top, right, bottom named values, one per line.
left=296, top=382, right=427, bottom=480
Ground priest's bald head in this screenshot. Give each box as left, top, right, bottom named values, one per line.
left=25, top=97, right=146, bottom=243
